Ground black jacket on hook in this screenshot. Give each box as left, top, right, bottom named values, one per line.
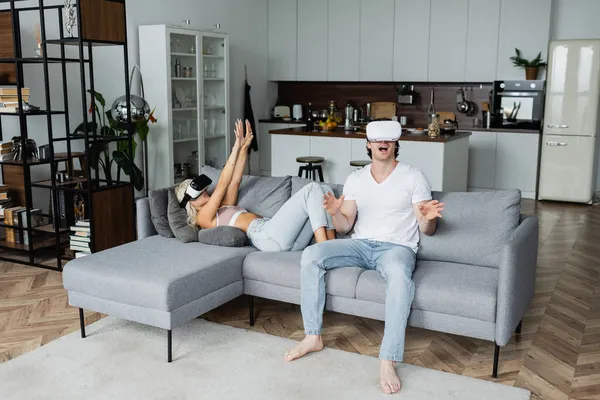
left=244, top=77, right=258, bottom=152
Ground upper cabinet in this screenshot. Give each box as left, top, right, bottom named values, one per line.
left=297, top=0, right=328, bottom=81
left=268, top=0, right=297, bottom=81
left=328, top=0, right=360, bottom=81
left=428, top=0, right=469, bottom=82
left=359, top=0, right=395, bottom=81
left=496, top=0, right=552, bottom=80
left=466, top=0, right=500, bottom=82
left=393, top=0, right=431, bottom=82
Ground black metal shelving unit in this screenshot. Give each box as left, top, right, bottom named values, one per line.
left=0, top=0, right=134, bottom=271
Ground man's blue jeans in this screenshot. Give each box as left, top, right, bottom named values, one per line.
left=300, top=239, right=417, bottom=362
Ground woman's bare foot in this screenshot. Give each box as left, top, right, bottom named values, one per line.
left=283, top=334, right=324, bottom=362
left=380, top=360, right=402, bottom=394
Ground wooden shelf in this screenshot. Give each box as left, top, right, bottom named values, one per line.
left=0, top=237, right=67, bottom=252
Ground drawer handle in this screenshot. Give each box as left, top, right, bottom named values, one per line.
left=547, top=124, right=569, bottom=129
left=546, top=141, right=568, bottom=146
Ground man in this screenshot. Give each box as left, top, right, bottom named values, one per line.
left=283, top=120, right=443, bottom=395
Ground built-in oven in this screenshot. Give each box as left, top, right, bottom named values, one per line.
left=491, top=80, right=545, bottom=131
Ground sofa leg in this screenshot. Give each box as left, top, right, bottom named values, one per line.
left=249, top=296, right=255, bottom=327
left=515, top=320, right=522, bottom=334
left=167, top=330, right=172, bottom=363
left=492, top=345, right=500, bottom=378
left=79, top=308, right=86, bottom=339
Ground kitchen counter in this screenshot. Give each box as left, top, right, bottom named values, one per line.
left=259, top=118, right=309, bottom=125
left=269, top=126, right=472, bottom=143
left=472, top=127, right=540, bottom=134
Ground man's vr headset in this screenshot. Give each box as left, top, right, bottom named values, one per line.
left=366, top=120, right=402, bottom=142
left=179, top=174, right=212, bottom=209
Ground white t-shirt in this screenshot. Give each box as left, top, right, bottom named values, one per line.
left=342, top=162, right=432, bottom=252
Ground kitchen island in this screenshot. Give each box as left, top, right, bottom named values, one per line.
left=270, top=126, right=471, bottom=192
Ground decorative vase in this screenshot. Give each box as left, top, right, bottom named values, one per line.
left=64, top=0, right=77, bottom=38
left=525, top=67, right=539, bottom=80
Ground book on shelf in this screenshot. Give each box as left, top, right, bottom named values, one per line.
left=3, top=206, right=25, bottom=243
left=19, top=209, right=43, bottom=246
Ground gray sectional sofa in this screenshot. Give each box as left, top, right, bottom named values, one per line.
left=63, top=166, right=539, bottom=378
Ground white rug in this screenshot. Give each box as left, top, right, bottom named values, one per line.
left=0, top=317, right=530, bottom=400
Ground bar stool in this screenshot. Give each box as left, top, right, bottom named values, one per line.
left=350, top=160, right=371, bottom=169
left=297, top=156, right=324, bottom=182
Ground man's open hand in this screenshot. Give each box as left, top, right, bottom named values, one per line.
left=418, top=200, right=444, bottom=221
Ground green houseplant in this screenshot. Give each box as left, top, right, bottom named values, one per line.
left=72, top=90, right=157, bottom=191
left=510, top=48, right=547, bottom=80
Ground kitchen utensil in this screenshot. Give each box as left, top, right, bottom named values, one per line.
left=456, top=87, right=469, bottom=114
left=467, top=86, right=479, bottom=116
left=38, top=144, right=51, bottom=160
left=364, top=102, right=372, bottom=122
left=371, top=102, right=397, bottom=120
left=440, top=118, right=458, bottom=135
left=292, top=104, right=303, bottom=120
left=344, top=103, right=354, bottom=130
left=427, top=88, right=436, bottom=120
left=273, top=105, right=291, bottom=118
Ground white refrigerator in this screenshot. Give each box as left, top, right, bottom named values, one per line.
left=538, top=39, right=600, bottom=204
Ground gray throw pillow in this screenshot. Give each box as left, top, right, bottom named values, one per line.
left=166, top=189, right=199, bottom=243
left=197, top=226, right=248, bottom=247
left=148, top=187, right=175, bottom=238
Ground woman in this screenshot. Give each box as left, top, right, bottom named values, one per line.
left=176, top=119, right=336, bottom=252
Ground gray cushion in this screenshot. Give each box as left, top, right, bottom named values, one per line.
left=291, top=176, right=343, bottom=198
left=148, top=186, right=175, bottom=238
left=417, top=190, right=521, bottom=268
left=197, top=226, right=248, bottom=247
left=167, top=189, right=198, bottom=243
left=202, top=165, right=292, bottom=218
left=355, top=260, right=498, bottom=322
left=63, top=235, right=255, bottom=311
left=242, top=251, right=363, bottom=299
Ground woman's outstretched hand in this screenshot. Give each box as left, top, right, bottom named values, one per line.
left=233, top=119, right=244, bottom=149
left=241, top=119, right=254, bottom=150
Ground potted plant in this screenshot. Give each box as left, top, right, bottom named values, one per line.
left=510, top=48, right=547, bottom=80
left=72, top=89, right=157, bottom=191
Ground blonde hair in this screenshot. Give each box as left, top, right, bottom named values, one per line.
left=175, top=179, right=199, bottom=228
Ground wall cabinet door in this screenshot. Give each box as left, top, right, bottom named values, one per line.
left=297, top=0, right=328, bottom=81
left=268, top=0, right=297, bottom=81
left=359, top=0, right=394, bottom=81
left=467, top=131, right=497, bottom=189
left=310, top=137, right=352, bottom=184
left=428, top=0, right=468, bottom=82
left=496, top=0, right=552, bottom=80
left=393, top=0, right=431, bottom=82
left=328, top=0, right=360, bottom=81
left=494, top=132, right=540, bottom=196
left=465, top=0, right=500, bottom=82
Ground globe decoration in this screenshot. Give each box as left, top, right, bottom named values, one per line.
left=110, top=94, right=151, bottom=124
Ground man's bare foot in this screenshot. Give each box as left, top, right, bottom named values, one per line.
left=284, top=334, right=324, bottom=362
left=380, top=360, right=402, bottom=394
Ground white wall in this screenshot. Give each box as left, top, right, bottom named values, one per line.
left=551, top=0, right=600, bottom=192
left=93, top=0, right=270, bottom=179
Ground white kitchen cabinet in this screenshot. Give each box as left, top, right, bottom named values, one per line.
left=428, top=0, right=468, bottom=82
left=310, top=137, right=353, bottom=184
left=393, top=0, right=431, bottom=82
left=328, top=0, right=360, bottom=81
left=467, top=131, right=498, bottom=189
left=268, top=0, right=297, bottom=81
left=465, top=0, right=500, bottom=82
left=494, top=133, right=540, bottom=199
left=496, top=0, right=552, bottom=80
left=359, top=0, right=395, bottom=81
left=271, top=133, right=311, bottom=178
left=297, top=0, right=328, bottom=81
left=259, top=122, right=289, bottom=176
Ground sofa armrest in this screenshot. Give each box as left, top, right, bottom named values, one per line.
left=136, top=197, right=158, bottom=239
left=495, top=214, right=539, bottom=346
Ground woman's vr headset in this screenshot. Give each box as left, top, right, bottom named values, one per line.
left=179, top=174, right=212, bottom=208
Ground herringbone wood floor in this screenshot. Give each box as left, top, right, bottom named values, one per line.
left=1, top=199, right=599, bottom=399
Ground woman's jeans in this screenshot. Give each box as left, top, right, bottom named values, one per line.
left=300, top=239, right=417, bottom=362
left=246, top=182, right=334, bottom=252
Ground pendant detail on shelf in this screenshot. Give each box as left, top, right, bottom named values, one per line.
left=63, top=0, right=77, bottom=38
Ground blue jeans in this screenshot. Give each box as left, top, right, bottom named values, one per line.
left=300, top=239, right=417, bottom=362
left=246, top=182, right=334, bottom=252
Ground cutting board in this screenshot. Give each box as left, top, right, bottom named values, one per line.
left=371, top=102, right=397, bottom=120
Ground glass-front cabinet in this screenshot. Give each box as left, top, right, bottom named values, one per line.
left=139, top=25, right=230, bottom=190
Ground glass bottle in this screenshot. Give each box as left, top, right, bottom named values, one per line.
left=306, top=102, right=313, bottom=131
left=428, top=113, right=440, bottom=138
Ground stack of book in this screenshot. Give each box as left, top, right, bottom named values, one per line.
left=0, top=186, right=12, bottom=218
left=0, top=141, right=15, bottom=161
left=0, top=86, right=30, bottom=114
left=70, top=220, right=91, bottom=258
left=3, top=207, right=43, bottom=245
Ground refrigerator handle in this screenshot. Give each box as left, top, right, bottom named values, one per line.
left=546, top=141, right=568, bottom=146
left=547, top=124, right=570, bottom=129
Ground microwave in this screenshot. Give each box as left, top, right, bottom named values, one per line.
left=491, top=80, right=545, bottom=131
